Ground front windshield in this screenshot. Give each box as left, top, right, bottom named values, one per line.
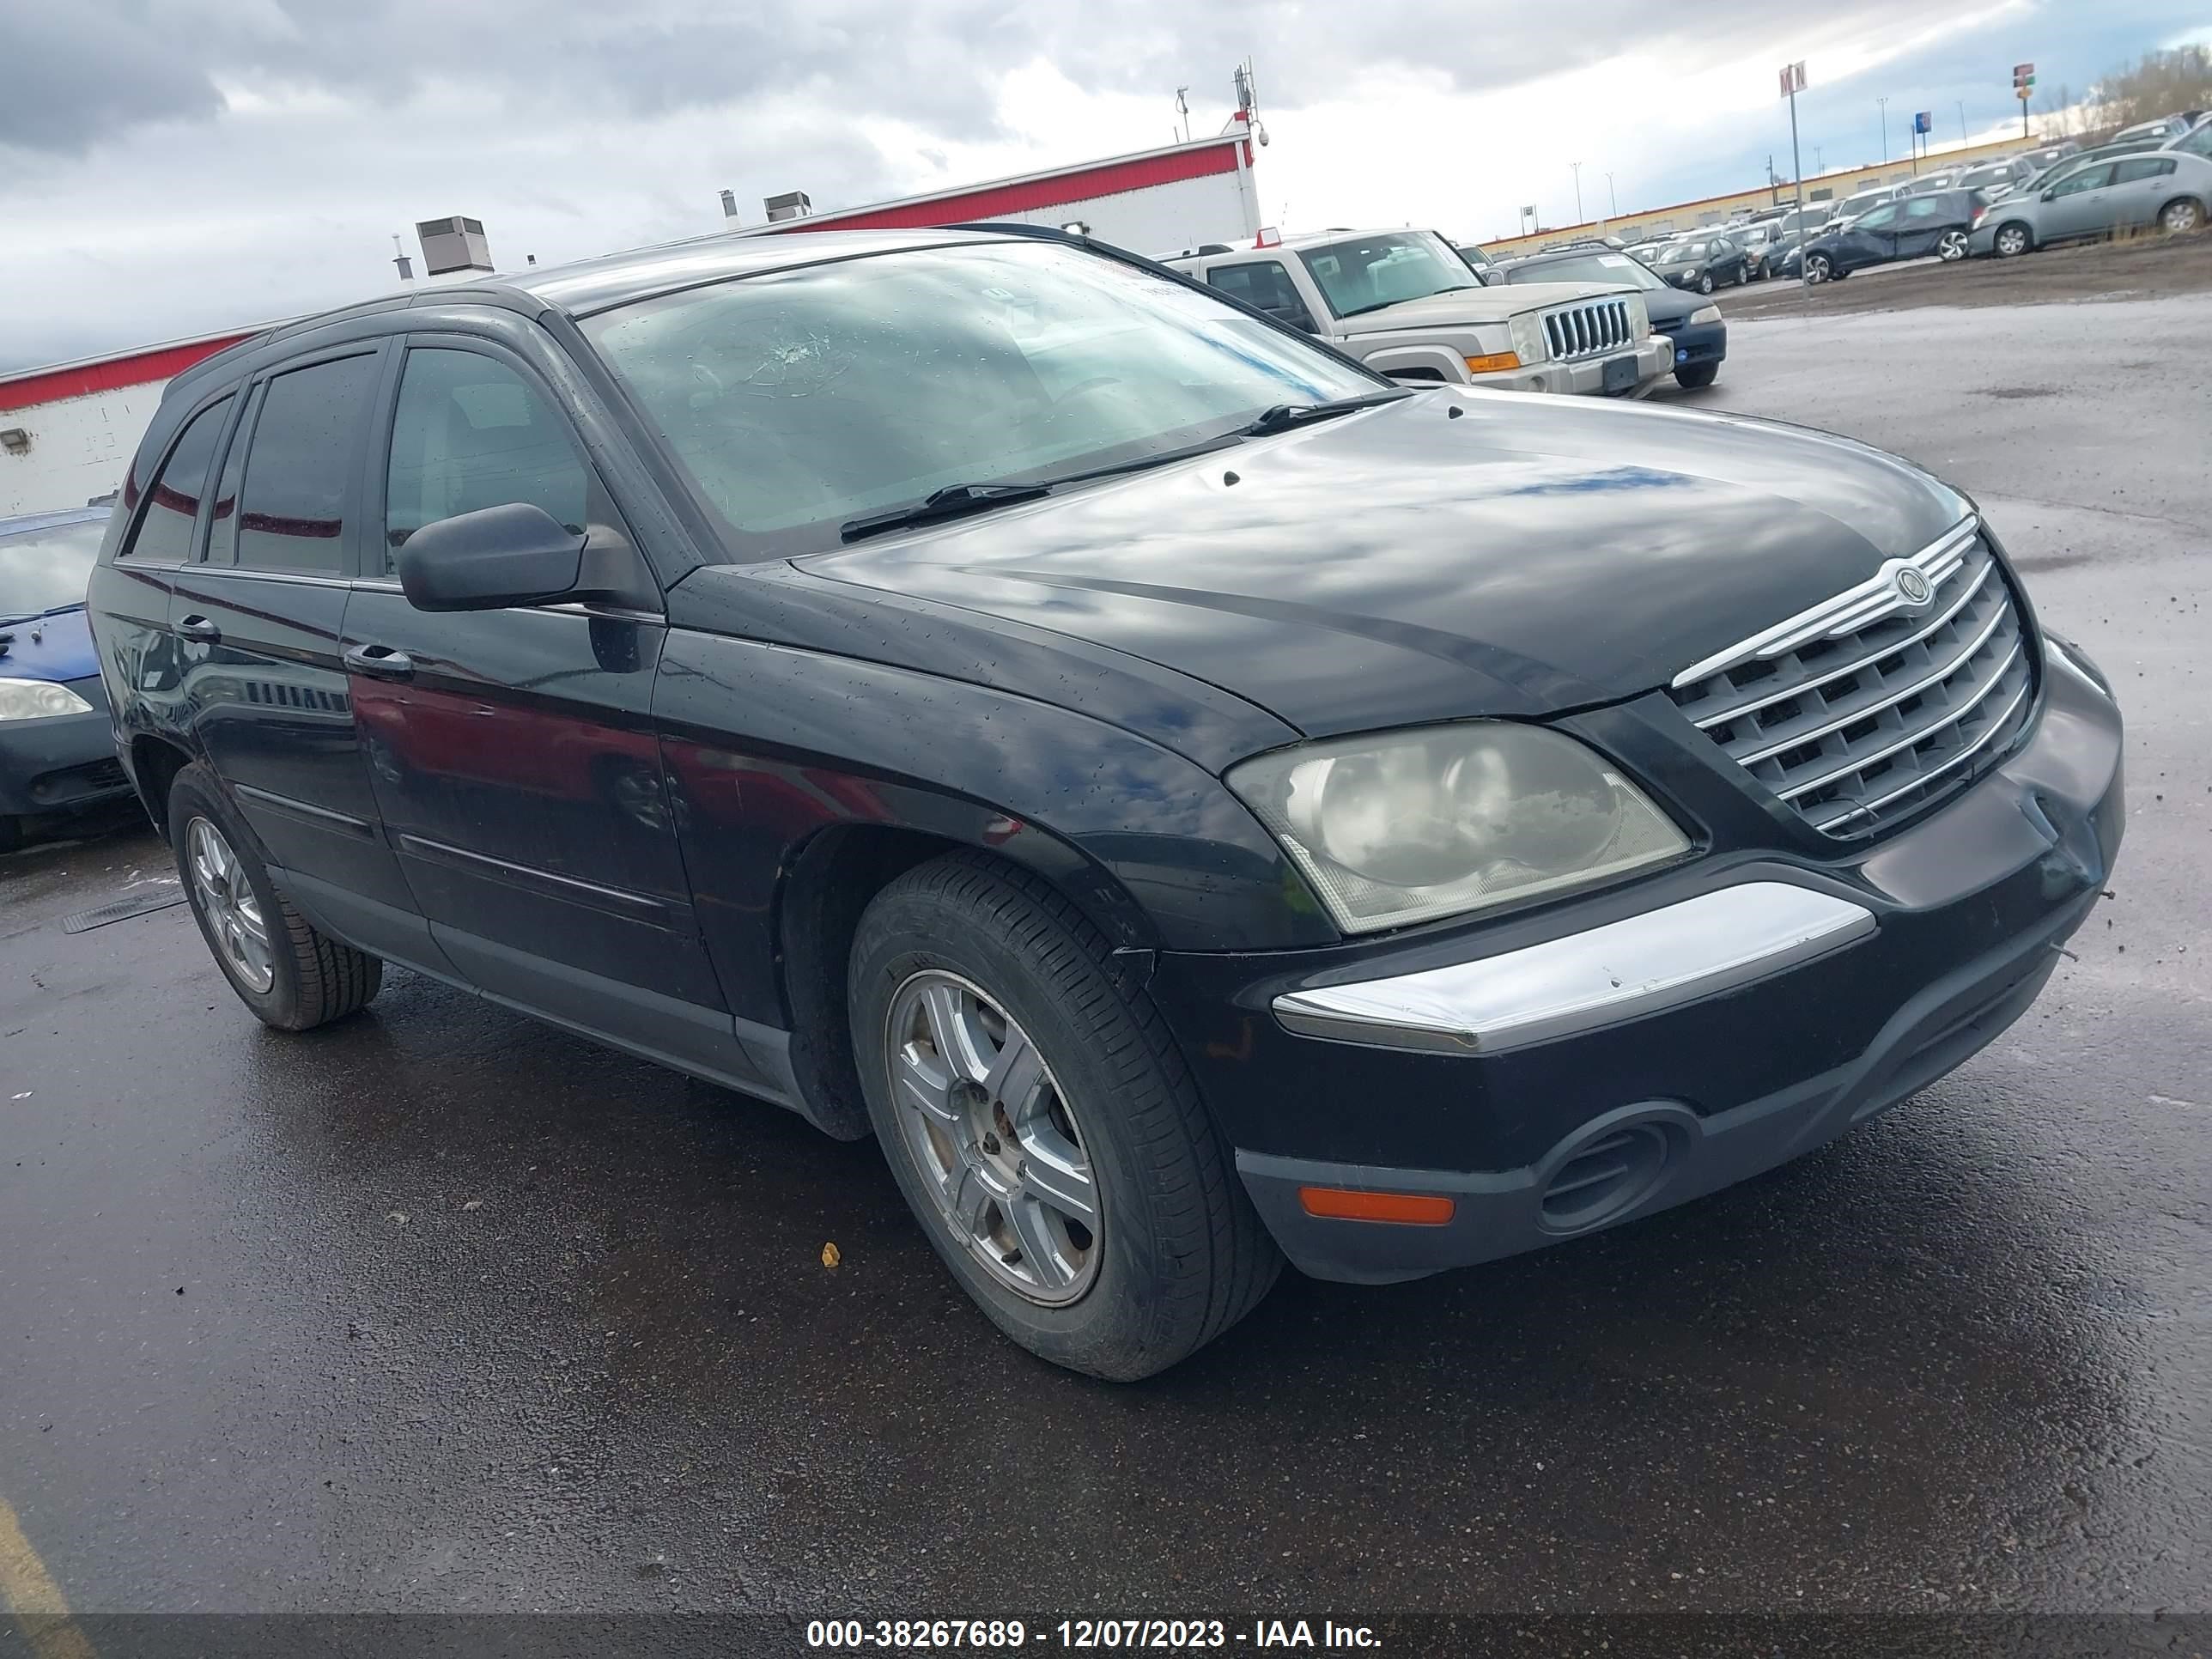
left=1508, top=252, right=1666, bottom=292
left=1294, top=231, right=1482, bottom=318
left=0, top=515, right=108, bottom=618
left=580, top=240, right=1381, bottom=557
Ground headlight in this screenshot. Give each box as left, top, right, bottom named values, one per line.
left=0, top=678, right=94, bottom=721
left=1509, top=313, right=1547, bottom=365
left=1688, top=304, right=1723, bottom=325
left=1227, top=723, right=1692, bottom=933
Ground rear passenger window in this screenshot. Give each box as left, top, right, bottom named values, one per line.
left=1206, top=261, right=1312, bottom=324
left=2114, top=157, right=2178, bottom=183
left=235, top=356, right=377, bottom=574
left=384, top=349, right=590, bottom=567
left=120, top=397, right=231, bottom=562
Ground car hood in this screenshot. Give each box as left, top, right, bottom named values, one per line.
left=1636, top=285, right=1711, bottom=325
left=1333, top=281, right=1631, bottom=335
left=793, top=389, right=1972, bottom=740
left=0, top=605, right=97, bottom=683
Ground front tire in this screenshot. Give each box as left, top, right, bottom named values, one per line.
left=1993, top=222, right=2032, bottom=258
left=169, top=763, right=382, bottom=1030
left=1805, top=252, right=1832, bottom=284
left=849, top=852, right=1279, bottom=1380
left=1697, top=273, right=1716, bottom=295
left=1936, top=229, right=1969, bottom=260
left=1674, top=362, right=1720, bottom=389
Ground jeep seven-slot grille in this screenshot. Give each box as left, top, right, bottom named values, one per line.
left=1667, top=519, right=2036, bottom=838
left=1541, top=298, right=1634, bottom=361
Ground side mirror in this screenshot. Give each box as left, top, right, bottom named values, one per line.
left=396, top=502, right=588, bottom=612
left=2041, top=189, right=2059, bottom=203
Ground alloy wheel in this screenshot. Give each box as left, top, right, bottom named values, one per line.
left=1805, top=254, right=1831, bottom=284
left=1995, top=225, right=2029, bottom=258
left=884, top=969, right=1101, bottom=1306
left=1937, top=230, right=1968, bottom=260
left=1698, top=273, right=1715, bottom=294
left=185, top=816, right=274, bottom=993
left=2163, top=200, right=2203, bottom=234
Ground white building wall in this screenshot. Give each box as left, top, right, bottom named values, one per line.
left=1, top=380, right=171, bottom=518
left=988, top=169, right=1260, bottom=258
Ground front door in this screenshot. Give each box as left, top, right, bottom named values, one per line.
left=168, top=346, right=426, bottom=953
left=340, top=340, right=743, bottom=1081
left=2039, top=163, right=2118, bottom=240
left=1842, top=203, right=1902, bottom=268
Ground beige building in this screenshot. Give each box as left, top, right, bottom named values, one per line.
left=1475, top=134, right=2042, bottom=258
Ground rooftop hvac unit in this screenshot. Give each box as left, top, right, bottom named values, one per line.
left=416, top=216, right=492, bottom=276
left=764, top=191, right=812, bottom=223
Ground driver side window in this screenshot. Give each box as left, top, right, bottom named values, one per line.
left=384, top=348, right=597, bottom=570
left=1855, top=204, right=1901, bottom=231
left=2051, top=165, right=2113, bottom=198
left=1207, top=261, right=1315, bottom=327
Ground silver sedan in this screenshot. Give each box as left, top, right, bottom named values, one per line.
left=1972, top=149, right=2212, bottom=257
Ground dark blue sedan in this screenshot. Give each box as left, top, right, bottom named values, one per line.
left=0, top=506, right=133, bottom=850
left=1497, top=246, right=1727, bottom=388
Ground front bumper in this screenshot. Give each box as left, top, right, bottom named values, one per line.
left=0, top=675, right=132, bottom=820
left=1667, top=319, right=1727, bottom=368
left=1470, top=334, right=1673, bottom=398
left=1151, top=640, right=2124, bottom=1283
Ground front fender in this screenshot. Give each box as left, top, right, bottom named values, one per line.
left=654, top=629, right=1337, bottom=1028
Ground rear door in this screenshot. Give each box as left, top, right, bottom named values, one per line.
left=1840, top=203, right=1902, bottom=266
left=340, top=334, right=741, bottom=1080
left=167, top=344, right=426, bottom=953
left=1894, top=195, right=1951, bottom=257
left=2112, top=155, right=2179, bottom=228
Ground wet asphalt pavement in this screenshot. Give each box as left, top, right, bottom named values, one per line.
left=3, top=293, right=2209, bottom=1646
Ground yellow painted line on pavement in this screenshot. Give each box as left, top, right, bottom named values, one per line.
left=0, top=1495, right=98, bottom=1659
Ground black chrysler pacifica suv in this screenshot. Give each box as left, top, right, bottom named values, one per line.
left=86, top=225, right=2124, bottom=1379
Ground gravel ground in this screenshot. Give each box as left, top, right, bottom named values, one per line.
left=1721, top=229, right=2212, bottom=319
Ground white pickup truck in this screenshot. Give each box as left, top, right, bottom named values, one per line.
left=1167, top=228, right=1673, bottom=397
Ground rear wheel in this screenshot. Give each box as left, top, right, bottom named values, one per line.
left=1936, top=229, right=1969, bottom=260
left=1805, top=252, right=1832, bottom=284
left=849, top=852, right=1279, bottom=1380
left=169, top=763, right=382, bottom=1030
left=1674, top=362, right=1720, bottom=389
left=1993, top=222, right=2032, bottom=258
left=2160, top=198, right=2204, bottom=234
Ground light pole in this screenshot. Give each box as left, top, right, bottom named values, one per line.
left=1607, top=171, right=1618, bottom=216
left=1570, top=161, right=1583, bottom=224
left=1878, top=96, right=1888, bottom=163
left=1957, top=100, right=1968, bottom=144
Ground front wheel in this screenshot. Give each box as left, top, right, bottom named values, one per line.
left=1936, top=229, right=1969, bottom=261
left=1674, top=362, right=1720, bottom=389
left=1697, top=273, right=1716, bottom=295
left=1993, top=223, right=2031, bottom=258
left=1804, top=252, right=1832, bottom=284
left=169, top=763, right=382, bottom=1030
left=2160, top=198, right=2204, bottom=234
left=849, top=853, right=1279, bottom=1380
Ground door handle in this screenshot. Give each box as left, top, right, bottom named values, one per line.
left=176, top=615, right=222, bottom=644
left=343, top=643, right=415, bottom=680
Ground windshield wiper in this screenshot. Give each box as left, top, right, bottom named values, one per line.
left=0, top=602, right=84, bottom=629
left=840, top=481, right=1053, bottom=544
left=1035, top=432, right=1249, bottom=489
left=1239, top=390, right=1412, bottom=437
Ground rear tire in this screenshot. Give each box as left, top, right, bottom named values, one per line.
left=2160, top=198, right=2204, bottom=234
left=1805, top=252, right=1832, bottom=284
left=1936, top=229, right=1969, bottom=260
left=848, top=852, right=1279, bottom=1380
left=169, top=763, right=382, bottom=1031
left=1674, top=362, right=1720, bottom=389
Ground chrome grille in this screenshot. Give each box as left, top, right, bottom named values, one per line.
left=1540, top=298, right=1635, bottom=361
left=1668, top=518, right=2036, bottom=838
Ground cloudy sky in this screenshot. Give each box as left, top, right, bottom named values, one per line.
left=2, top=0, right=2205, bottom=372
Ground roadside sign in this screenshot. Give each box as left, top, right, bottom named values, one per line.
left=1778, top=60, right=1807, bottom=98
left=2013, top=61, right=2037, bottom=100
left=1913, top=110, right=1932, bottom=134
